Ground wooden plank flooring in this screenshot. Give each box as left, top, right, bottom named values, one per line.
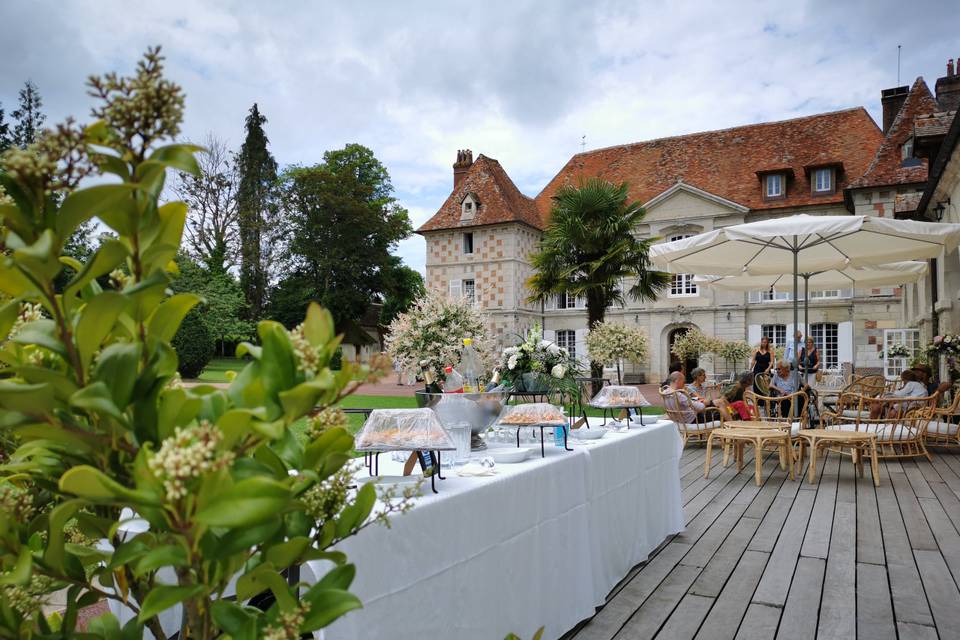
left=565, top=446, right=960, bottom=640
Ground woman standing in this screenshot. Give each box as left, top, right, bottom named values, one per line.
left=750, top=336, right=774, bottom=392
left=799, top=337, right=820, bottom=386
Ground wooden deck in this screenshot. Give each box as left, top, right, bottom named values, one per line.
left=565, top=444, right=960, bottom=640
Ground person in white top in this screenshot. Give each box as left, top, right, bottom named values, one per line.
left=869, top=369, right=930, bottom=419
left=783, top=330, right=803, bottom=375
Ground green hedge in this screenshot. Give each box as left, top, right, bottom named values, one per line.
left=172, top=308, right=216, bottom=378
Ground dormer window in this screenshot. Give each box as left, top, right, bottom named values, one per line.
left=765, top=174, right=784, bottom=198
left=813, top=168, right=834, bottom=194
left=460, top=193, right=479, bottom=220
left=901, top=136, right=914, bottom=160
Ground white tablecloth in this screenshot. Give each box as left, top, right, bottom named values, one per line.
left=310, top=419, right=683, bottom=640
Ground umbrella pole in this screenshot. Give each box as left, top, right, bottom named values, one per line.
left=803, top=274, right=810, bottom=355
left=793, top=242, right=799, bottom=380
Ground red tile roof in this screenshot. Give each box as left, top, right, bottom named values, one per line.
left=417, top=154, right=543, bottom=233
left=534, top=108, right=883, bottom=219
left=848, top=78, right=940, bottom=189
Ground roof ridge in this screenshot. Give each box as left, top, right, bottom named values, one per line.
left=569, top=107, right=874, bottom=159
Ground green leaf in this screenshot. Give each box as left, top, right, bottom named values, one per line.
left=92, top=342, right=141, bottom=408
left=11, top=318, right=68, bottom=357
left=107, top=536, right=152, bottom=570
left=147, top=293, right=202, bottom=342
left=14, top=229, right=62, bottom=280
left=235, top=564, right=296, bottom=610
left=278, top=374, right=335, bottom=422
left=0, top=380, right=55, bottom=413
left=137, top=584, right=205, bottom=623
left=144, top=144, right=203, bottom=176
left=44, top=500, right=81, bottom=573
left=205, top=518, right=282, bottom=560
left=0, top=262, right=34, bottom=296
left=56, top=183, right=139, bottom=240
left=132, top=544, right=188, bottom=576
left=313, top=563, right=356, bottom=591
left=303, top=426, right=355, bottom=470
left=0, top=299, right=19, bottom=341
left=264, top=537, right=311, bottom=570
left=85, top=611, right=122, bottom=638
left=63, top=239, right=128, bottom=307
left=195, top=476, right=291, bottom=528
left=300, top=588, right=363, bottom=631
left=258, top=320, right=298, bottom=396
left=0, top=547, right=32, bottom=586
left=302, top=303, right=335, bottom=346
left=210, top=601, right=259, bottom=640
left=59, top=465, right=161, bottom=506
left=335, top=483, right=376, bottom=539
left=71, top=381, right=127, bottom=424
left=76, top=292, right=129, bottom=370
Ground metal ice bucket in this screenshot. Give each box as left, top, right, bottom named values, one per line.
left=415, top=391, right=510, bottom=450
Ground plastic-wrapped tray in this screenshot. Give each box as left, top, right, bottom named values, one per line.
left=355, top=408, right=456, bottom=452
left=588, top=385, right=652, bottom=408
left=496, top=402, right=566, bottom=426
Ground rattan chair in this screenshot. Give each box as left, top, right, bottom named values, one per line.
left=754, top=373, right=772, bottom=396
left=820, top=392, right=938, bottom=460
left=925, top=389, right=960, bottom=448
left=660, top=387, right=722, bottom=447
left=835, top=375, right=887, bottom=419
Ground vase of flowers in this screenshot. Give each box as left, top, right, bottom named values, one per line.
left=385, top=290, right=493, bottom=392
left=927, top=334, right=960, bottom=381
left=497, top=324, right=580, bottom=395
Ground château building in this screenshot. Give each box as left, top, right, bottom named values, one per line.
left=416, top=62, right=960, bottom=382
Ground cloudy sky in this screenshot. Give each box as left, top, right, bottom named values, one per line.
left=1, top=0, right=957, bottom=273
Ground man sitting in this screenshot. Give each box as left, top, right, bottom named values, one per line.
left=869, top=369, right=929, bottom=419
left=665, top=371, right=706, bottom=425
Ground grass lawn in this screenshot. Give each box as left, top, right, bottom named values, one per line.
left=197, top=357, right=247, bottom=382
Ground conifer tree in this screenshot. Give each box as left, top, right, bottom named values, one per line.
left=235, top=103, right=278, bottom=319
left=0, top=102, right=11, bottom=152
left=12, top=80, right=46, bottom=148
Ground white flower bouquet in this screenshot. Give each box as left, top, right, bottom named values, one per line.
left=496, top=324, right=580, bottom=394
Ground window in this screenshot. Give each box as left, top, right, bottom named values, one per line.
left=749, top=288, right=851, bottom=303
left=810, top=323, right=839, bottom=369
left=761, top=324, right=786, bottom=348
left=766, top=173, right=784, bottom=198
left=883, top=328, right=920, bottom=380
left=749, top=289, right=791, bottom=303
left=556, top=330, right=576, bottom=359
left=460, top=194, right=478, bottom=220
left=668, top=234, right=698, bottom=297
left=462, top=232, right=474, bottom=255
left=463, top=279, right=476, bottom=306
left=556, top=292, right=584, bottom=309
left=813, top=168, right=833, bottom=193
left=901, top=137, right=914, bottom=160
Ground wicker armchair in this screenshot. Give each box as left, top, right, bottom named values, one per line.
left=925, top=390, right=960, bottom=448
left=835, top=375, right=887, bottom=419
left=744, top=390, right=809, bottom=433
left=660, top=387, right=722, bottom=447
left=820, top=392, right=937, bottom=460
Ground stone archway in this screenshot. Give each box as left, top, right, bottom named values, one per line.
left=663, top=323, right=700, bottom=378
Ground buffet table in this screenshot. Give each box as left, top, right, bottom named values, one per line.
left=311, top=418, right=683, bottom=640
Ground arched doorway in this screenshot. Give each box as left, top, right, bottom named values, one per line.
left=668, top=327, right=699, bottom=375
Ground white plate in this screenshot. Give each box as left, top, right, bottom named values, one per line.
left=489, top=448, right=532, bottom=464
left=572, top=428, right=606, bottom=440
left=358, top=475, right=425, bottom=496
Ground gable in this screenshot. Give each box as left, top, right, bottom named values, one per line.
left=642, top=183, right=748, bottom=223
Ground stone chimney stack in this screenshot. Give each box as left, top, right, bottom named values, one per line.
left=881, top=85, right=910, bottom=134
left=453, top=149, right=473, bottom=190
left=935, top=58, right=960, bottom=111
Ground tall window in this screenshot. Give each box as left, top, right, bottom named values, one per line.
left=749, top=289, right=791, bottom=303
left=766, top=173, right=784, bottom=198
left=556, top=293, right=584, bottom=309
left=556, top=330, right=576, bottom=359
left=761, top=324, right=786, bottom=348
left=810, top=323, right=839, bottom=369
left=813, top=168, right=833, bottom=193
left=883, top=328, right=920, bottom=380
left=668, top=234, right=698, bottom=297
left=463, top=279, right=476, bottom=306
left=462, top=232, right=474, bottom=255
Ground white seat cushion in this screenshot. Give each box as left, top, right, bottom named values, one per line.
left=828, top=423, right=915, bottom=441
left=841, top=409, right=870, bottom=419
left=680, top=420, right=721, bottom=432
left=927, top=420, right=960, bottom=436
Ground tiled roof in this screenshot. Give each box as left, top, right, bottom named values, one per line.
left=534, top=108, right=883, bottom=218
left=848, top=78, right=940, bottom=189
left=914, top=111, right=957, bottom=139
left=417, top=154, right=543, bottom=232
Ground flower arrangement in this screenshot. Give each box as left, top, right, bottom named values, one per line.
left=385, top=289, right=492, bottom=389
left=497, top=324, right=580, bottom=394
left=884, top=343, right=912, bottom=359
left=926, top=334, right=960, bottom=380
left=586, top=321, right=648, bottom=384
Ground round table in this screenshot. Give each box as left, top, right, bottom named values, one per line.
left=796, top=428, right=880, bottom=486
left=705, top=425, right=795, bottom=486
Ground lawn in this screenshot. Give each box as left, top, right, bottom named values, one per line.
left=197, top=357, right=247, bottom=382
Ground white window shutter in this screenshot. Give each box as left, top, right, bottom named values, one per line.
left=544, top=295, right=556, bottom=311
left=543, top=329, right=556, bottom=344
left=748, top=291, right=760, bottom=304
left=747, top=324, right=761, bottom=346
left=575, top=328, right=587, bottom=365
left=448, top=279, right=461, bottom=299
left=838, top=321, right=853, bottom=367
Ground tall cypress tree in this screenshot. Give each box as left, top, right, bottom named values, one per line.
left=0, top=102, right=11, bottom=153
left=12, top=80, right=46, bottom=149
left=235, top=103, right=278, bottom=320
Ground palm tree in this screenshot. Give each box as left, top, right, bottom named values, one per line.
left=528, top=178, right=669, bottom=385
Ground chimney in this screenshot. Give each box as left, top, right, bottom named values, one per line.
left=881, top=85, right=910, bottom=134
left=935, top=58, right=960, bottom=111
left=453, top=149, right=473, bottom=190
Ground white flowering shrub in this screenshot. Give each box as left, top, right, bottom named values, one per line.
left=385, top=289, right=492, bottom=387
left=669, top=329, right=716, bottom=361
left=716, top=340, right=753, bottom=369
left=0, top=49, right=403, bottom=639
left=586, top=322, right=649, bottom=366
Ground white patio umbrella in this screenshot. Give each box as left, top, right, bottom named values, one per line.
left=693, top=261, right=929, bottom=348
left=650, top=214, right=960, bottom=371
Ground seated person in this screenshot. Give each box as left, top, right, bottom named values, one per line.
left=768, top=360, right=806, bottom=419
left=869, top=369, right=929, bottom=419
left=685, top=367, right=721, bottom=407
left=665, top=371, right=707, bottom=424
left=661, top=362, right=685, bottom=390
left=719, top=372, right=755, bottom=420
left=912, top=364, right=953, bottom=398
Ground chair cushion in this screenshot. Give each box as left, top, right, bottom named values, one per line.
left=927, top=420, right=960, bottom=436
left=841, top=409, right=870, bottom=419
left=828, top=423, right=915, bottom=441
left=680, top=420, right=720, bottom=432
